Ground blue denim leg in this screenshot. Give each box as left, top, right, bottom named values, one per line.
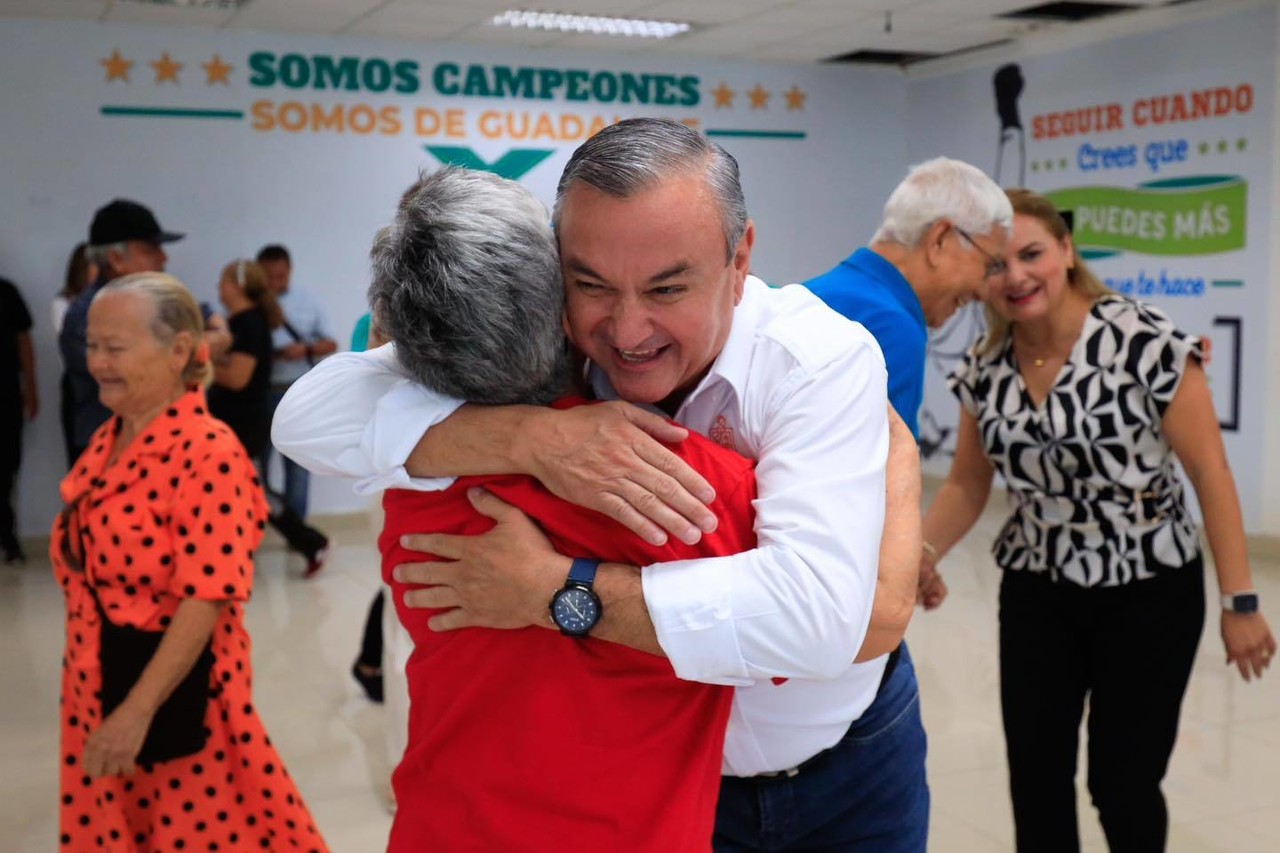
left=282, top=454, right=311, bottom=519
left=714, top=643, right=930, bottom=852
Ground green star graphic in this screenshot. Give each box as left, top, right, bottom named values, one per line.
left=1236, top=137, right=1247, bottom=151
left=1031, top=161, right=1040, bottom=173
left=1044, top=160, right=1054, bottom=172
left=1217, top=139, right=1228, bottom=153
left=1058, top=157, right=1068, bottom=170
left=1198, top=141, right=1210, bottom=155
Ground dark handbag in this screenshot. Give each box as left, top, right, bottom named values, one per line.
left=61, top=500, right=215, bottom=766
left=95, top=596, right=215, bottom=766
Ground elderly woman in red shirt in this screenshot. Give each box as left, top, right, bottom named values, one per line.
left=52, top=272, right=326, bottom=852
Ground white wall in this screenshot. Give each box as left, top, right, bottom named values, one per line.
left=902, top=4, right=1278, bottom=534
left=1, top=19, right=907, bottom=537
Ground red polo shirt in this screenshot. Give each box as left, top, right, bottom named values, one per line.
left=379, top=403, right=757, bottom=852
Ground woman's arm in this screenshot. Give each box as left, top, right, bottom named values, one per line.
left=213, top=352, right=257, bottom=391
left=82, top=598, right=225, bottom=777
left=1163, top=359, right=1276, bottom=681
left=918, top=409, right=996, bottom=609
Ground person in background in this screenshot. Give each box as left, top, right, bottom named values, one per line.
left=207, top=259, right=328, bottom=577
left=52, top=243, right=96, bottom=335
left=257, top=244, right=336, bottom=523
left=61, top=200, right=188, bottom=462
left=920, top=188, right=1277, bottom=851
left=52, top=272, right=327, bottom=851
left=804, top=157, right=1012, bottom=439
left=54, top=244, right=99, bottom=466
left=1, top=275, right=37, bottom=563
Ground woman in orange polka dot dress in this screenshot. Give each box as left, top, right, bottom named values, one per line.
left=51, top=273, right=328, bottom=852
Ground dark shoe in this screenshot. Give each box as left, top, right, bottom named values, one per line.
left=303, top=543, right=329, bottom=579
left=352, top=661, right=385, bottom=703
left=2, top=543, right=25, bottom=565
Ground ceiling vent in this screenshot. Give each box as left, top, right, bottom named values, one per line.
left=1000, top=2, right=1140, bottom=23
left=824, top=49, right=941, bottom=66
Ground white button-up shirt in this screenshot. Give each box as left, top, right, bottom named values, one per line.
left=272, top=276, right=890, bottom=775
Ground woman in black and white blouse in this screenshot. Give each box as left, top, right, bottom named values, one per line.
left=920, top=189, right=1275, bottom=852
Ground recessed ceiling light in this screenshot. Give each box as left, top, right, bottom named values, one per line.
left=491, top=10, right=692, bottom=39
left=121, top=0, right=252, bottom=9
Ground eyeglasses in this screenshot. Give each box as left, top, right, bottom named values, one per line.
left=955, top=227, right=1007, bottom=280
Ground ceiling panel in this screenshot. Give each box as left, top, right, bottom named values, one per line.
left=0, top=0, right=105, bottom=20
left=104, top=2, right=237, bottom=27
left=634, top=0, right=789, bottom=26
left=0, top=0, right=1214, bottom=66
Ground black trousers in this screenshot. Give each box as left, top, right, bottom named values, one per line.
left=999, top=559, right=1204, bottom=853
left=0, top=398, right=20, bottom=551
left=358, top=590, right=384, bottom=669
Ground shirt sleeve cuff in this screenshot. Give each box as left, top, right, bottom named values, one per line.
left=358, top=380, right=464, bottom=494
left=641, top=558, right=754, bottom=687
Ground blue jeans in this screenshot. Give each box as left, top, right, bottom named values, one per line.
left=714, top=643, right=929, bottom=852
left=265, top=387, right=311, bottom=519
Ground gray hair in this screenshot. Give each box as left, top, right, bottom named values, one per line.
left=86, top=242, right=127, bottom=267
left=872, top=157, right=1013, bottom=246
left=96, top=272, right=211, bottom=387
left=552, top=117, right=748, bottom=262
left=368, top=167, right=570, bottom=405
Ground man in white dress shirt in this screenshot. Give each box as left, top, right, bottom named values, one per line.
left=274, top=118, right=928, bottom=850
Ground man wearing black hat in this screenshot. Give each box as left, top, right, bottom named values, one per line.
left=58, top=199, right=186, bottom=463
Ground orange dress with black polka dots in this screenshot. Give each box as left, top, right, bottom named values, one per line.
left=51, top=389, right=328, bottom=852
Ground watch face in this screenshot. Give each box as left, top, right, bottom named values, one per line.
left=552, top=586, right=600, bottom=636
left=1234, top=594, right=1260, bottom=614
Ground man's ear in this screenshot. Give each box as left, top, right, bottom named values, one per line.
left=731, top=220, right=755, bottom=305
left=922, top=219, right=952, bottom=269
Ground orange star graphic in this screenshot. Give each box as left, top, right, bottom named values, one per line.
left=150, top=51, right=183, bottom=84
left=784, top=85, right=807, bottom=111
left=712, top=83, right=735, bottom=108
left=748, top=85, right=770, bottom=110
left=101, top=49, right=133, bottom=83
left=202, top=54, right=233, bottom=85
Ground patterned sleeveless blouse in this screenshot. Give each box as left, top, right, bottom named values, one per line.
left=949, top=296, right=1204, bottom=587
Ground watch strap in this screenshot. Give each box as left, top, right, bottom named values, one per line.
left=567, top=558, right=601, bottom=587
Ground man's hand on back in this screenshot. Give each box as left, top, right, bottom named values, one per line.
left=396, top=487, right=569, bottom=631
left=517, top=402, right=720, bottom=547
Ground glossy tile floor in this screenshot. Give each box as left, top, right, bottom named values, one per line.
left=4, top=492, right=1280, bottom=851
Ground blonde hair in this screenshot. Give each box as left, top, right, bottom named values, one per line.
left=979, top=188, right=1112, bottom=356
left=98, top=272, right=212, bottom=387
left=222, top=259, right=284, bottom=330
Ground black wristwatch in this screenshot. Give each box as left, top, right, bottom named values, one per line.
left=550, top=558, right=602, bottom=637
left=1221, top=592, right=1260, bottom=614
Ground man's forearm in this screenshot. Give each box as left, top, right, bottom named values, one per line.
left=854, top=406, right=921, bottom=662
left=586, top=563, right=663, bottom=656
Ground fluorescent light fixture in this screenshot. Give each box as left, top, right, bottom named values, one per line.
left=123, top=0, right=252, bottom=9
left=491, top=10, right=692, bottom=39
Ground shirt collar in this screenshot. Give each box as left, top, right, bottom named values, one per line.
left=60, top=387, right=211, bottom=502
left=585, top=275, right=767, bottom=415
left=844, top=248, right=927, bottom=332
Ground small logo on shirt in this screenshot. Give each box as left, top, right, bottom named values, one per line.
left=709, top=416, right=737, bottom=452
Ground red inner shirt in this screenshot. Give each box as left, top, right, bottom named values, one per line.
left=379, top=400, right=758, bottom=852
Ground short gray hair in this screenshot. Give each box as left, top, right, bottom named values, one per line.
left=872, top=157, right=1013, bottom=246
left=553, top=117, right=748, bottom=262
left=368, top=167, right=570, bottom=405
